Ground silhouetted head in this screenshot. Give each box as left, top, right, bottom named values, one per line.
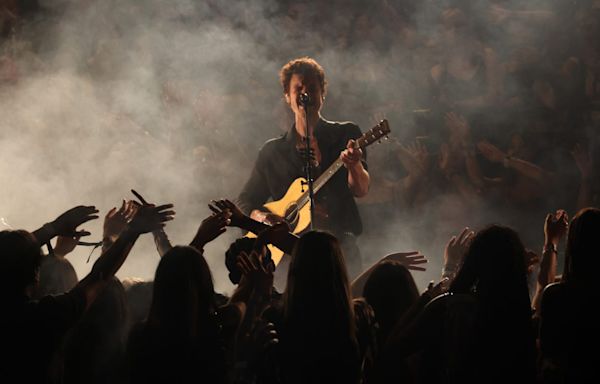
left=451, top=225, right=529, bottom=302
left=122, top=278, right=153, bottom=326
left=0, top=230, right=42, bottom=296
left=363, top=261, right=419, bottom=340
left=86, top=277, right=129, bottom=332
left=36, top=256, right=78, bottom=298
left=284, top=231, right=354, bottom=339
left=148, top=246, right=216, bottom=337
left=564, top=208, right=600, bottom=285
left=449, top=225, right=535, bottom=368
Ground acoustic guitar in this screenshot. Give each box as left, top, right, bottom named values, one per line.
left=246, top=119, right=391, bottom=265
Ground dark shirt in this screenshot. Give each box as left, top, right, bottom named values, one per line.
left=260, top=299, right=376, bottom=384
left=539, top=282, right=598, bottom=383
left=381, top=292, right=537, bottom=383
left=238, top=118, right=367, bottom=236
left=127, top=304, right=241, bottom=384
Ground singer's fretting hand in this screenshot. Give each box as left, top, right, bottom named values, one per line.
left=341, top=139, right=362, bottom=168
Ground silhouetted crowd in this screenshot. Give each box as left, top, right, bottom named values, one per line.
left=1, top=195, right=597, bottom=383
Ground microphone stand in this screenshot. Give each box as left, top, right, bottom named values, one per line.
left=301, top=101, right=316, bottom=231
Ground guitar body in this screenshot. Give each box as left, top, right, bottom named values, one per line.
left=264, top=177, right=312, bottom=234
left=245, top=177, right=310, bottom=266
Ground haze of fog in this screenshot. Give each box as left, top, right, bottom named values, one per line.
left=1, top=0, right=588, bottom=292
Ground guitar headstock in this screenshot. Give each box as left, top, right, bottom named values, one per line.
left=357, top=119, right=391, bottom=148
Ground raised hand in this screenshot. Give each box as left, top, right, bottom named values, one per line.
left=103, top=200, right=138, bottom=242
left=52, top=205, right=99, bottom=237
left=445, top=112, right=471, bottom=143
left=397, top=140, right=429, bottom=174
left=127, top=203, right=175, bottom=235
left=444, top=227, right=475, bottom=271
left=477, top=140, right=506, bottom=163
left=237, top=250, right=274, bottom=297
left=210, top=199, right=245, bottom=228
left=544, top=209, right=568, bottom=247
left=383, top=251, right=427, bottom=271
left=54, top=235, right=82, bottom=257
left=424, top=277, right=450, bottom=298
left=251, top=320, right=279, bottom=352
left=190, top=210, right=232, bottom=250
left=410, top=140, right=430, bottom=171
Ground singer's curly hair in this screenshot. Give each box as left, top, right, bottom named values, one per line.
left=279, top=57, right=327, bottom=96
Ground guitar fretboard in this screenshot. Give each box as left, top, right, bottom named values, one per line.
left=296, top=158, right=345, bottom=209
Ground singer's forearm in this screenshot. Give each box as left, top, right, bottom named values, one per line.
left=348, top=163, right=370, bottom=197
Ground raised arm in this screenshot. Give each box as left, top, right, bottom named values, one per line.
left=126, top=190, right=174, bottom=257
left=393, top=139, right=430, bottom=204
left=152, top=229, right=173, bottom=258
left=189, top=209, right=232, bottom=252
left=77, top=201, right=175, bottom=306
left=441, top=227, right=474, bottom=283
left=445, top=112, right=486, bottom=191
left=211, top=199, right=299, bottom=255
left=532, top=210, right=568, bottom=315
left=351, top=251, right=427, bottom=298
left=477, top=140, right=553, bottom=183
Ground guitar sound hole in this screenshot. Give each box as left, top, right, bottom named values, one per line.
left=285, top=203, right=300, bottom=230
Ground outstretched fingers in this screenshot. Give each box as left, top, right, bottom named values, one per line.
left=105, top=207, right=117, bottom=219
left=456, top=227, right=470, bottom=243
left=208, top=203, right=221, bottom=214
left=72, top=230, right=92, bottom=237
left=49, top=205, right=99, bottom=238
left=130, top=189, right=149, bottom=205
left=446, top=235, right=457, bottom=249
left=128, top=203, right=176, bottom=234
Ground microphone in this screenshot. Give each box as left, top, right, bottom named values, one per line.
left=299, top=92, right=310, bottom=106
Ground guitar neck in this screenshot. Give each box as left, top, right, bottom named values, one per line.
left=297, top=158, right=345, bottom=209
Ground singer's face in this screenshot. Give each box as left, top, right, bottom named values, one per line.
left=286, top=73, right=323, bottom=115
